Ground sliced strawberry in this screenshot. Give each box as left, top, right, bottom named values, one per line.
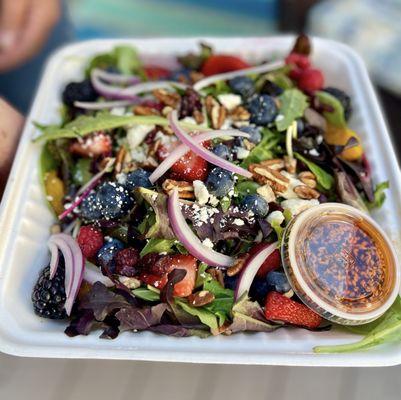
left=264, top=291, right=323, bottom=329
left=140, top=254, right=197, bottom=297
left=248, top=243, right=282, bottom=278
left=201, top=55, right=250, bottom=77
left=69, top=132, right=112, bottom=158
left=157, top=142, right=210, bottom=182
left=144, top=66, right=171, bottom=80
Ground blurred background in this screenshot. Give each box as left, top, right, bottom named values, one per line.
left=1, top=1, right=401, bottom=399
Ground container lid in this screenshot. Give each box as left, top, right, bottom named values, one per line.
left=286, top=203, right=400, bottom=322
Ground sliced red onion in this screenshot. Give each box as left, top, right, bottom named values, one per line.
left=149, top=129, right=250, bottom=183
left=92, top=68, right=141, bottom=84
left=91, top=69, right=188, bottom=100
left=59, top=158, right=115, bottom=220
left=193, top=60, right=285, bottom=91
left=168, top=111, right=252, bottom=178
left=168, top=188, right=234, bottom=267
left=84, top=261, right=114, bottom=287
left=48, top=233, right=85, bottom=316
left=235, top=242, right=278, bottom=300
left=74, top=100, right=137, bottom=110
left=48, top=242, right=59, bottom=279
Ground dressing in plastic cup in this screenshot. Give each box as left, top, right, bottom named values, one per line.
left=281, top=203, right=400, bottom=325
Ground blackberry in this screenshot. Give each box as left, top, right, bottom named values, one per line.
left=32, top=265, right=67, bottom=319
left=323, top=87, right=352, bottom=120
left=179, top=88, right=202, bottom=119
left=62, top=79, right=98, bottom=107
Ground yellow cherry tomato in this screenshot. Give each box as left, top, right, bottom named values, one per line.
left=44, top=171, right=65, bottom=215
left=324, top=124, right=364, bottom=161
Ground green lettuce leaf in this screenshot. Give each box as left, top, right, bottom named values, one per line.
left=72, top=158, right=92, bottom=186
left=140, top=238, right=177, bottom=257
left=276, top=89, right=308, bottom=131
left=366, top=181, right=389, bottom=210
left=203, top=279, right=234, bottom=326
left=314, top=297, right=401, bottom=353
left=175, top=298, right=219, bottom=331
left=315, top=91, right=346, bottom=128
left=294, top=152, right=334, bottom=190
left=132, top=287, right=160, bottom=302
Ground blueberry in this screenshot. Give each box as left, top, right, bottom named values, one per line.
left=170, top=68, right=191, bottom=82
left=323, top=87, right=352, bottom=120
left=241, top=194, right=269, bottom=217
left=80, top=192, right=102, bottom=221
left=247, top=95, right=278, bottom=126
left=62, top=79, right=98, bottom=107
left=224, top=274, right=238, bottom=291
left=212, top=144, right=231, bottom=160
left=266, top=271, right=291, bottom=293
left=228, top=76, right=255, bottom=98
left=125, top=169, right=152, bottom=191
left=97, top=238, right=124, bottom=272
left=239, top=125, right=262, bottom=144
left=260, top=79, right=283, bottom=97
left=249, top=277, right=270, bottom=303
left=206, top=167, right=234, bottom=197
left=96, top=181, right=134, bottom=220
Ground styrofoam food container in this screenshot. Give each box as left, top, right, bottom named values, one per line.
left=0, top=37, right=401, bottom=366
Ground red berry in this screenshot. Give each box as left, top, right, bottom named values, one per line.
left=201, top=55, right=250, bottom=76
left=285, top=52, right=311, bottom=70
left=144, top=66, right=171, bottom=80
left=264, top=291, right=323, bottom=329
left=69, top=132, right=112, bottom=158
left=115, top=248, right=140, bottom=277
left=77, top=225, right=104, bottom=259
left=297, top=68, right=324, bottom=92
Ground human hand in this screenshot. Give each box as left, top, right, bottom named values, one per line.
left=0, top=0, right=61, bottom=72
left=0, top=98, right=24, bottom=198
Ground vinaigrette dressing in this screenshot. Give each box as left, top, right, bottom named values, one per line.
left=282, top=203, right=400, bottom=325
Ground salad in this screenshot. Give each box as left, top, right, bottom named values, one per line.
left=32, top=35, right=398, bottom=353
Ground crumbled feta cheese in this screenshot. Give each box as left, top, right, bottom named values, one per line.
left=110, top=107, right=126, bottom=116
left=119, top=276, right=141, bottom=289
left=281, top=198, right=319, bottom=216
left=220, top=117, right=234, bottom=130
left=275, top=114, right=284, bottom=122
left=193, top=180, right=210, bottom=206
left=154, top=130, right=175, bottom=146
left=181, top=116, right=197, bottom=125
left=130, top=145, right=148, bottom=163
left=236, top=147, right=250, bottom=159
left=233, top=218, right=245, bottom=226
left=217, top=94, right=242, bottom=111
left=257, top=184, right=276, bottom=203
left=309, top=149, right=320, bottom=157
left=280, top=171, right=303, bottom=199
left=208, top=195, right=219, bottom=206
left=116, top=172, right=127, bottom=185
left=267, top=210, right=285, bottom=226
left=202, top=238, right=214, bottom=248
left=127, top=124, right=155, bottom=151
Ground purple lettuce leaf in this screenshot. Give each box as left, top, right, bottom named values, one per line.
left=116, top=303, right=167, bottom=332
left=160, top=268, right=187, bottom=304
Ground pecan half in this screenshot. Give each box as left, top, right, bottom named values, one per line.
left=190, top=71, right=204, bottom=83
left=193, top=109, right=205, bottom=124
left=208, top=268, right=225, bottom=287
left=133, top=105, right=160, bottom=116
left=284, top=156, right=297, bottom=174
left=188, top=290, right=215, bottom=307
left=162, top=179, right=194, bottom=199
left=298, top=171, right=317, bottom=188
left=249, top=164, right=289, bottom=193
left=257, top=158, right=285, bottom=170
left=205, top=95, right=227, bottom=129
left=153, top=89, right=180, bottom=108
left=230, top=105, right=250, bottom=122
left=115, top=146, right=127, bottom=174
left=293, top=185, right=320, bottom=199
left=227, top=254, right=248, bottom=277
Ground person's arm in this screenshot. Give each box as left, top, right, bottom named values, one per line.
left=0, top=98, right=24, bottom=197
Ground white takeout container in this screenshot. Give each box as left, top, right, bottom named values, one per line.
left=1, top=37, right=401, bottom=366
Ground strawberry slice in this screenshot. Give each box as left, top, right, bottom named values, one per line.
left=140, top=255, right=197, bottom=297
left=264, top=291, right=323, bottom=329
left=201, top=55, right=250, bottom=76
left=69, top=132, right=112, bottom=158
left=144, top=66, right=171, bottom=80
left=157, top=142, right=210, bottom=182
left=248, top=243, right=282, bottom=278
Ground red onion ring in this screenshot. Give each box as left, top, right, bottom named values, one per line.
left=235, top=241, right=278, bottom=300
left=73, top=100, right=137, bottom=110
left=48, top=242, right=59, bottom=279
left=149, top=129, right=250, bottom=183
left=168, top=188, right=234, bottom=268
left=92, top=68, right=141, bottom=85
left=168, top=111, right=252, bottom=178
left=48, top=233, right=85, bottom=316
left=59, top=158, right=115, bottom=220
left=84, top=261, right=114, bottom=287
left=193, top=60, right=285, bottom=91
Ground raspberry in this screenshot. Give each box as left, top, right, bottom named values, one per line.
left=148, top=255, right=172, bottom=276
left=297, top=68, right=324, bottom=92
left=77, top=225, right=104, bottom=258
left=115, top=248, right=140, bottom=277
left=285, top=52, right=311, bottom=70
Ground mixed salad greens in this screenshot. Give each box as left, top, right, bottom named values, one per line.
left=32, top=34, right=398, bottom=353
